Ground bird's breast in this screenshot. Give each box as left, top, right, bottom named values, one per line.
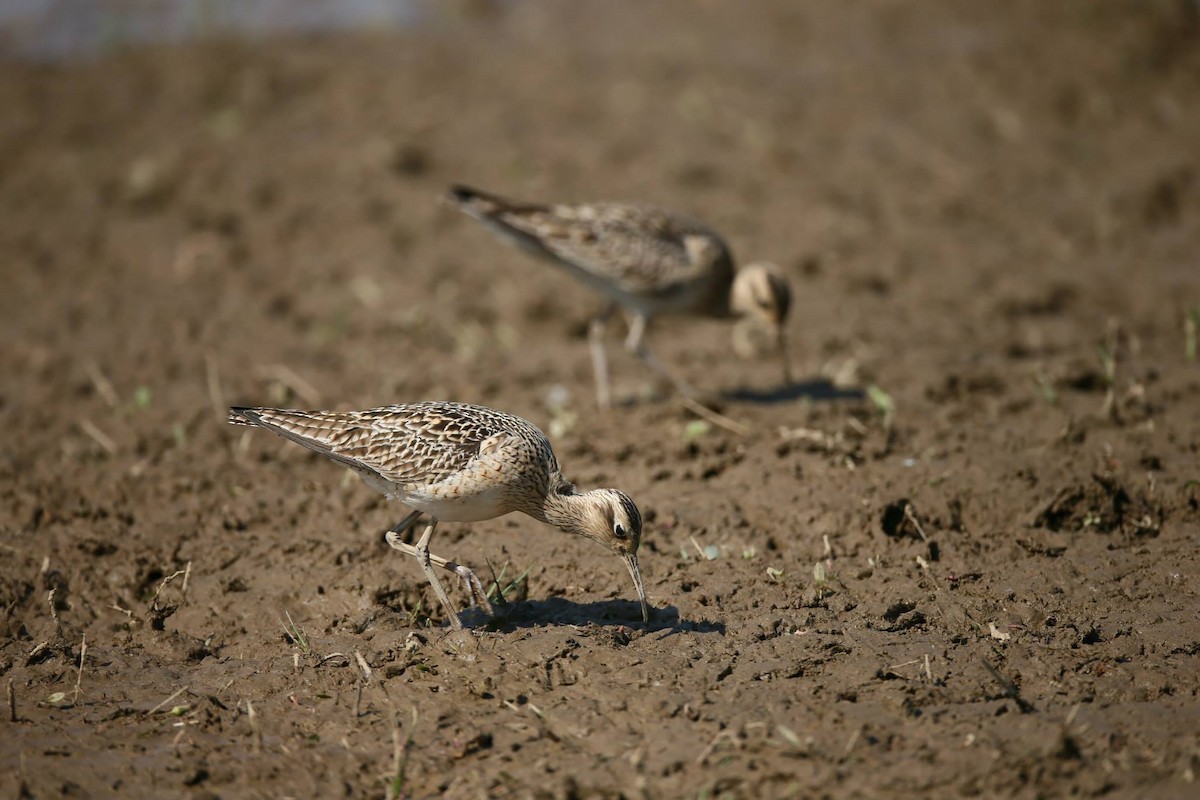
left=391, top=463, right=539, bottom=522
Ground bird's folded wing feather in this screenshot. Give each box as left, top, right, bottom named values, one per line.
left=489, top=203, right=726, bottom=295
left=233, top=407, right=491, bottom=486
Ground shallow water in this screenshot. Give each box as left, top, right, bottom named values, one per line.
left=0, top=0, right=430, bottom=60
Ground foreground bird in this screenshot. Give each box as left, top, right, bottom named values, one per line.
left=229, top=401, right=649, bottom=629
left=446, top=184, right=793, bottom=409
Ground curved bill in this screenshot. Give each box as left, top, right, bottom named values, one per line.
left=623, top=552, right=650, bottom=623
left=777, top=326, right=794, bottom=386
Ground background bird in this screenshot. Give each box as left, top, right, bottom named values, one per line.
left=229, top=401, right=649, bottom=629
left=446, top=184, right=793, bottom=409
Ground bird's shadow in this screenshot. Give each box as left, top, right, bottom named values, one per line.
left=721, top=377, right=864, bottom=406
left=460, top=598, right=723, bottom=635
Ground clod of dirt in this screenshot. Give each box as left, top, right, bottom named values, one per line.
left=1060, top=363, right=1108, bottom=393
left=996, top=283, right=1078, bottom=318
left=452, top=731, right=493, bottom=760
left=1033, top=474, right=1163, bottom=536
left=881, top=499, right=910, bottom=537
left=388, top=142, right=432, bottom=177
left=877, top=600, right=927, bottom=632
left=881, top=499, right=929, bottom=541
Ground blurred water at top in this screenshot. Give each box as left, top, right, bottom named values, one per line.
left=0, top=0, right=432, bottom=61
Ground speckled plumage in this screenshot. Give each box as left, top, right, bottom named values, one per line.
left=229, top=402, right=566, bottom=521
left=446, top=185, right=793, bottom=407
left=228, top=401, right=649, bottom=628
left=446, top=185, right=735, bottom=317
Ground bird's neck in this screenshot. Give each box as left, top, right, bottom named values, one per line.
left=537, top=485, right=590, bottom=538
left=712, top=261, right=740, bottom=318
left=714, top=289, right=737, bottom=318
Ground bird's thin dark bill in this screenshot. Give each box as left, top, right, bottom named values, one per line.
left=778, top=328, right=794, bottom=385
left=624, top=553, right=650, bottom=623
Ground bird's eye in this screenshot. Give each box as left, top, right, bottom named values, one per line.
left=613, top=524, right=628, bottom=540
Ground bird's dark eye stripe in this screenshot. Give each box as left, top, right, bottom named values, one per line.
left=602, top=501, right=615, bottom=530
left=751, top=283, right=773, bottom=309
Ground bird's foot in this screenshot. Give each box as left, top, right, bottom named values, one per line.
left=454, top=564, right=496, bottom=617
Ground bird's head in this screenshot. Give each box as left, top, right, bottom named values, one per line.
left=552, top=487, right=650, bottom=622
left=730, top=262, right=794, bottom=383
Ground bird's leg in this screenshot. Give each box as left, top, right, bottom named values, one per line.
left=777, top=326, right=795, bottom=386
left=589, top=302, right=619, bottom=410
left=384, top=519, right=496, bottom=625
left=624, top=313, right=698, bottom=399
left=623, top=314, right=751, bottom=434
left=386, top=510, right=423, bottom=542
left=391, top=518, right=462, bottom=630
left=390, top=511, right=474, bottom=601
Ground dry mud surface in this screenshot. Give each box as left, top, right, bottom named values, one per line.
left=2, top=2, right=1200, bottom=798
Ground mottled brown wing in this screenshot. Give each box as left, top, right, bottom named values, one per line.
left=230, top=405, right=496, bottom=487
left=517, top=203, right=727, bottom=294
left=448, top=186, right=730, bottom=296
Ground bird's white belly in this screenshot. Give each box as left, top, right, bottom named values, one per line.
left=392, top=484, right=515, bottom=523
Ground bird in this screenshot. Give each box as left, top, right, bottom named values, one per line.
left=228, top=401, right=649, bottom=629
left=445, top=184, right=793, bottom=409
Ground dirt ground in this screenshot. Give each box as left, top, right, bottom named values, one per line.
left=2, top=2, right=1200, bottom=797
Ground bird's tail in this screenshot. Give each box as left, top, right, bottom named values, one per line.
left=227, top=406, right=262, bottom=427
left=444, top=184, right=546, bottom=219
left=444, top=184, right=558, bottom=262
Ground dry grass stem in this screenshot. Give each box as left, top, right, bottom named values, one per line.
left=47, top=589, right=61, bottom=635
left=695, top=729, right=738, bottom=764
left=153, top=568, right=188, bottom=602
left=904, top=504, right=929, bottom=541
left=147, top=686, right=189, bottom=715
left=8, top=678, right=17, bottom=722
left=1099, top=318, right=1120, bottom=420
left=842, top=727, right=862, bottom=758
left=247, top=700, right=263, bottom=753
left=776, top=724, right=805, bottom=750
left=354, top=651, right=373, bottom=683
left=679, top=397, right=750, bottom=436
left=387, top=709, right=403, bottom=800
left=79, top=419, right=118, bottom=454
left=73, top=636, right=87, bottom=705
left=318, top=652, right=349, bottom=666
left=84, top=361, right=120, bottom=408
left=386, top=707, right=419, bottom=800
left=886, top=658, right=922, bottom=675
